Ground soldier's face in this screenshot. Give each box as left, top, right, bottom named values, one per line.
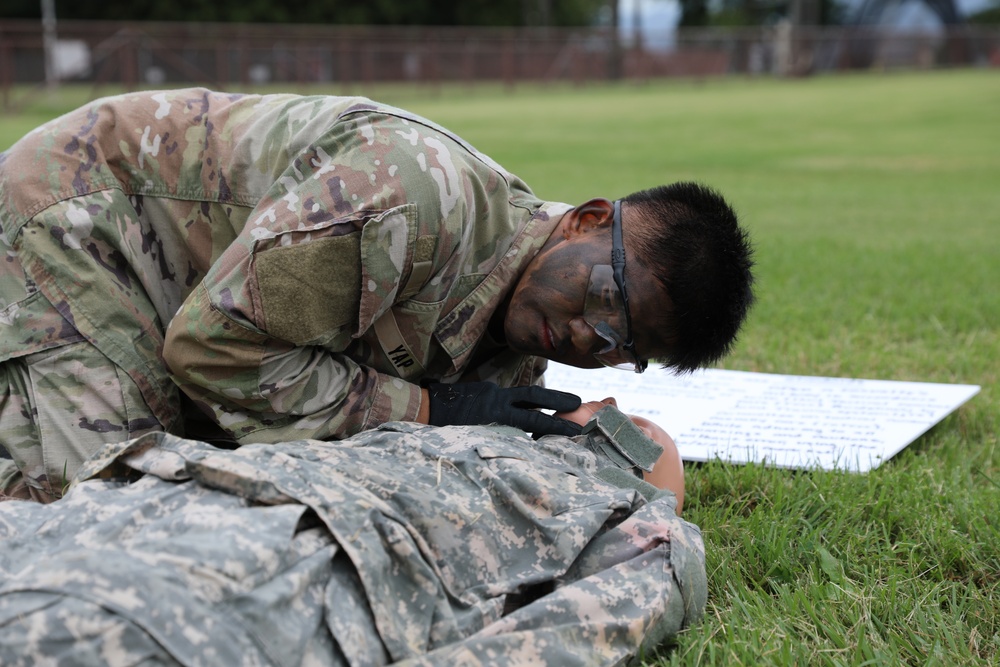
left=504, top=219, right=667, bottom=369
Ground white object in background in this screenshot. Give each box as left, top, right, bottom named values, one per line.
left=544, top=364, right=980, bottom=473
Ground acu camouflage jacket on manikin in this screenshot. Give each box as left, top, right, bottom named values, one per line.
left=0, top=88, right=568, bottom=442
left=0, top=407, right=707, bottom=666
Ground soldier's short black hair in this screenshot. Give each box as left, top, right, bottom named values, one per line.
left=622, top=182, right=755, bottom=373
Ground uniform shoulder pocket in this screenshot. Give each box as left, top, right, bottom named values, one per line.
left=253, top=233, right=362, bottom=345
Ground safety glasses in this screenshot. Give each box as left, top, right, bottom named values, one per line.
left=582, top=200, right=647, bottom=373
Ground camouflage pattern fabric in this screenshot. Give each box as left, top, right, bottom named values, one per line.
left=0, top=412, right=706, bottom=666
left=0, top=341, right=161, bottom=502
left=0, top=88, right=568, bottom=500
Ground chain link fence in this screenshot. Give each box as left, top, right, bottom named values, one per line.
left=2, top=19, right=998, bottom=108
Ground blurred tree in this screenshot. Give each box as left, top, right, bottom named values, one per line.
left=967, top=1, right=1000, bottom=23
left=678, top=0, right=711, bottom=26
left=1, top=0, right=39, bottom=19
left=0, top=0, right=606, bottom=26
left=679, top=0, right=846, bottom=26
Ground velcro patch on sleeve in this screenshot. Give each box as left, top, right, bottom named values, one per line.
left=254, top=234, right=361, bottom=345
left=582, top=405, right=663, bottom=472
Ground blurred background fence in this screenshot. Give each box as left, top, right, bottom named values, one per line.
left=1, top=19, right=998, bottom=107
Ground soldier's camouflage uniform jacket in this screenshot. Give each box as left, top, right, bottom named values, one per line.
left=0, top=88, right=568, bottom=501
left=0, top=407, right=707, bottom=666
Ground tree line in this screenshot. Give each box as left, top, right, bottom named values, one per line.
left=11, top=0, right=985, bottom=29
left=2, top=0, right=606, bottom=26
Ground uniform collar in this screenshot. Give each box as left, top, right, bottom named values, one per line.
left=434, top=201, right=571, bottom=373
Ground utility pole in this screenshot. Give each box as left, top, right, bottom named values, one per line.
left=608, top=0, right=622, bottom=80
left=41, top=0, right=58, bottom=89
left=633, top=0, right=643, bottom=52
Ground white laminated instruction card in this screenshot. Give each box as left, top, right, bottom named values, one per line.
left=544, top=364, right=980, bottom=473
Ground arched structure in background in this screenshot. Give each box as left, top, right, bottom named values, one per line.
left=851, top=0, right=963, bottom=25
left=839, top=0, right=975, bottom=69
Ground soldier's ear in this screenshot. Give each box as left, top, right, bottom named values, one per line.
left=561, top=199, right=614, bottom=238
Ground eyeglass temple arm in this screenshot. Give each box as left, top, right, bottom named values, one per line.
left=611, top=201, right=632, bottom=343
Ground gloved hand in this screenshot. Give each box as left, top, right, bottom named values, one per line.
left=426, top=381, right=583, bottom=437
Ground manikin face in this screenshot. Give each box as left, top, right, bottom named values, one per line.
left=503, top=200, right=668, bottom=369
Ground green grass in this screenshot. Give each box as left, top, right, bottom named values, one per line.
left=3, top=70, right=998, bottom=665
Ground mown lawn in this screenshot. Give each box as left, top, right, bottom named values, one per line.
left=3, top=69, right=998, bottom=665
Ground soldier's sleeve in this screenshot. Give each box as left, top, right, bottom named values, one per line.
left=163, top=197, right=427, bottom=443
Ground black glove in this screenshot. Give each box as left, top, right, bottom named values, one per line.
left=426, top=381, right=583, bottom=437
